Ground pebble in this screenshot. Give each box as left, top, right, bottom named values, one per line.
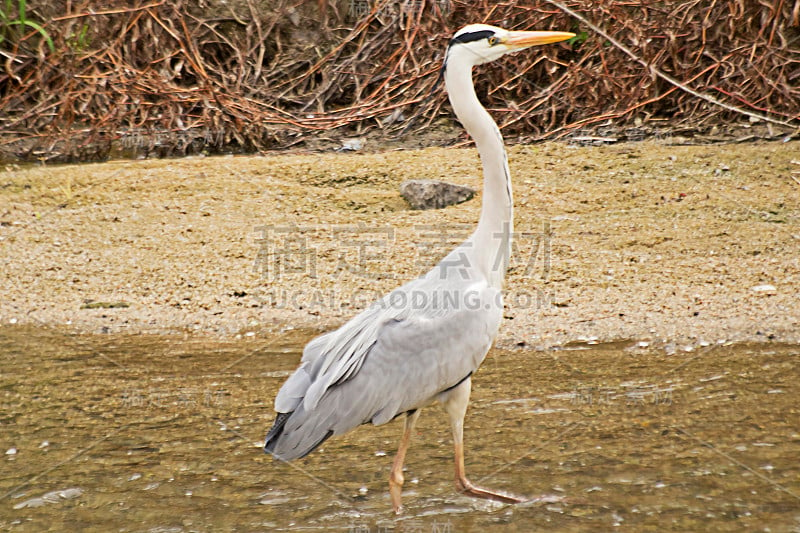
left=338, top=138, right=365, bottom=151
left=750, top=284, right=776, bottom=292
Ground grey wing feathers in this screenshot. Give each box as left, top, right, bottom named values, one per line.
left=303, top=311, right=382, bottom=410
left=273, top=362, right=312, bottom=413
left=273, top=330, right=335, bottom=413
left=265, top=279, right=502, bottom=461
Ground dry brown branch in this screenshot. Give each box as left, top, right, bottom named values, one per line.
left=544, top=0, right=800, bottom=130
left=1, top=0, right=798, bottom=162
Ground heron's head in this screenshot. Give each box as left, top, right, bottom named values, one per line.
left=445, top=24, right=574, bottom=68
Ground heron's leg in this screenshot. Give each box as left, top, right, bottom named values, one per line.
left=441, top=377, right=525, bottom=504
left=389, top=409, right=421, bottom=514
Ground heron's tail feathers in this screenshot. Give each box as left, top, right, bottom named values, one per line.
left=263, top=409, right=335, bottom=461
left=263, top=412, right=291, bottom=451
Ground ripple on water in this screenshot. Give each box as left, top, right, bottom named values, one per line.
left=13, top=487, right=83, bottom=509
left=2, top=328, right=798, bottom=531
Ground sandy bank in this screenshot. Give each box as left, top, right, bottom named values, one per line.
left=1, top=140, right=798, bottom=348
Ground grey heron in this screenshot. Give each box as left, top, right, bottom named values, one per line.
left=264, top=23, right=575, bottom=513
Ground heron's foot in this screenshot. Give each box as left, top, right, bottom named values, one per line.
left=455, top=476, right=527, bottom=504
left=389, top=470, right=404, bottom=514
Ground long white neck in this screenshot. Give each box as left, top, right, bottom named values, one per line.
left=445, top=59, right=513, bottom=289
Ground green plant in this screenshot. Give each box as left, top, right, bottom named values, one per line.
left=567, top=30, right=588, bottom=47
left=67, top=23, right=89, bottom=52
left=0, top=0, right=54, bottom=53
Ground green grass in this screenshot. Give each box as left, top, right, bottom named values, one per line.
left=0, top=0, right=54, bottom=53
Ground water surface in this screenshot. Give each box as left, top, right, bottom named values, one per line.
left=1, top=327, right=798, bottom=531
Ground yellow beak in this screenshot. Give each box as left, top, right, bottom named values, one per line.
left=504, top=30, right=576, bottom=49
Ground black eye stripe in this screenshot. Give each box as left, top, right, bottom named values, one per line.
left=449, top=30, right=496, bottom=46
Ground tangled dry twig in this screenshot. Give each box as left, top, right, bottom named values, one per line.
left=1, top=0, right=798, bottom=162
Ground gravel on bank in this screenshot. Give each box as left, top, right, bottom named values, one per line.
left=1, top=140, right=798, bottom=349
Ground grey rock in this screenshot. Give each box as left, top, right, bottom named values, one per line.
left=337, top=137, right=364, bottom=152
left=400, top=179, right=475, bottom=210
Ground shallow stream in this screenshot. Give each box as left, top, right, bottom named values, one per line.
left=1, top=327, right=798, bottom=531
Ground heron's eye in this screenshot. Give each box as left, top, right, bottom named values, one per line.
left=487, top=36, right=499, bottom=46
